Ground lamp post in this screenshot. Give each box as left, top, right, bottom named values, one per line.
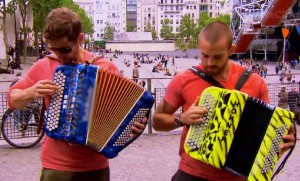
left=281, top=27, right=289, bottom=63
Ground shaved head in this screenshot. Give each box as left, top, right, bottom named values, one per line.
left=198, top=21, right=233, bottom=49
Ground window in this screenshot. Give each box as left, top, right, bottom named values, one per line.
left=186, top=6, right=189, bottom=10
left=97, top=20, right=99, bottom=24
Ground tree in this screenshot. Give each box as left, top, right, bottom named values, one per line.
left=145, top=22, right=151, bottom=32
left=6, top=0, right=18, bottom=47
left=160, top=18, right=174, bottom=40
left=176, top=14, right=196, bottom=49
left=145, top=22, right=158, bottom=40
left=126, top=22, right=134, bottom=32
left=15, top=0, right=32, bottom=63
left=103, top=22, right=114, bottom=41
left=174, top=12, right=231, bottom=50
left=151, top=28, right=158, bottom=40
left=0, top=0, right=9, bottom=57
left=32, top=0, right=62, bottom=59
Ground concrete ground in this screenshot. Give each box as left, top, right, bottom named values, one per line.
left=0, top=53, right=300, bottom=181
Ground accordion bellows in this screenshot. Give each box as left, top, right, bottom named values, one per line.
left=184, top=87, right=294, bottom=181
left=45, top=64, right=154, bottom=158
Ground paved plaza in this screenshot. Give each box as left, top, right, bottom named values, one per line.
left=0, top=53, right=300, bottom=181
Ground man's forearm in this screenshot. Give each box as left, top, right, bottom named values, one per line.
left=9, top=89, right=35, bottom=109
left=152, top=113, right=178, bottom=131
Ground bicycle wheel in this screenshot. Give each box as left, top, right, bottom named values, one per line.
left=1, top=108, right=44, bottom=148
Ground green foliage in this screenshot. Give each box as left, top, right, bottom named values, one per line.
left=103, top=22, right=114, bottom=41
left=175, top=12, right=231, bottom=50
left=32, top=0, right=63, bottom=32
left=160, top=18, right=174, bottom=40
left=126, top=22, right=135, bottom=32
left=151, top=28, right=158, bottom=40
left=61, top=0, right=94, bottom=34
left=145, top=22, right=151, bottom=32
left=145, top=22, right=158, bottom=40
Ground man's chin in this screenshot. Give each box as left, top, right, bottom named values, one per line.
left=205, top=69, right=218, bottom=76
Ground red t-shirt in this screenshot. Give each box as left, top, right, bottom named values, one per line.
left=164, top=61, right=269, bottom=181
left=8, top=51, right=119, bottom=172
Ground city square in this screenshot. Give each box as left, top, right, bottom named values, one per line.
left=1, top=0, right=300, bottom=180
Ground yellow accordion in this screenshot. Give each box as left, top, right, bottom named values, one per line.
left=184, top=87, right=294, bottom=181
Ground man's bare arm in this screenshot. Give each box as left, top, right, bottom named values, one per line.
left=152, top=99, right=179, bottom=131
left=9, top=80, right=59, bottom=109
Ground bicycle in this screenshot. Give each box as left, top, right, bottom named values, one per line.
left=1, top=101, right=44, bottom=148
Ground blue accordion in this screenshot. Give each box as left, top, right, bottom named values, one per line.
left=45, top=64, right=154, bottom=158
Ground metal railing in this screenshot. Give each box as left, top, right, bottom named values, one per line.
left=1, top=79, right=299, bottom=138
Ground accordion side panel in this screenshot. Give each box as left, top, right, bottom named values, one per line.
left=247, top=108, right=293, bottom=181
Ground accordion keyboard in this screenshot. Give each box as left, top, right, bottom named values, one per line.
left=46, top=71, right=66, bottom=131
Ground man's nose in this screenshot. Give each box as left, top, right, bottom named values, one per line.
left=206, top=57, right=214, bottom=66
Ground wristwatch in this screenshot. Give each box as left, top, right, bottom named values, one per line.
left=174, top=114, right=184, bottom=127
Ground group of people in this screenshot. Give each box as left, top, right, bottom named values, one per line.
left=278, top=87, right=300, bottom=110
left=7, top=8, right=297, bottom=181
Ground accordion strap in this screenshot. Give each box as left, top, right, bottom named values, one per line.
left=37, top=99, right=46, bottom=135
left=189, top=66, right=252, bottom=90
left=189, top=66, right=224, bottom=88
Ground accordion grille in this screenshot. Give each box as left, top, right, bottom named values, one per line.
left=87, top=69, right=145, bottom=151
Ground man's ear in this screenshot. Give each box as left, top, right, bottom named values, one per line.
left=229, top=44, right=236, bottom=55
left=78, top=33, right=84, bottom=44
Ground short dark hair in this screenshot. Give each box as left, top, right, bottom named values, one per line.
left=43, top=7, right=82, bottom=42
left=198, top=21, right=233, bottom=48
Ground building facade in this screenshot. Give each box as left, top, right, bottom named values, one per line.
left=73, top=0, right=225, bottom=41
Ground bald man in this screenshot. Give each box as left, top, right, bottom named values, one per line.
left=153, top=21, right=295, bottom=181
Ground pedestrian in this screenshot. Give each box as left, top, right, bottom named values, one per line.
left=152, top=21, right=295, bottom=181
left=7, top=7, right=147, bottom=181
left=278, top=87, right=289, bottom=109
left=288, top=87, right=300, bottom=111
left=132, top=67, right=139, bottom=83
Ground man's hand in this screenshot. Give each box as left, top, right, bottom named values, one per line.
left=27, top=80, right=59, bottom=99
left=180, top=96, right=208, bottom=125
left=130, top=117, right=148, bottom=138
left=279, top=126, right=296, bottom=157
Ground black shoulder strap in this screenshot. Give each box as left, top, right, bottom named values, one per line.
left=235, top=69, right=252, bottom=90
left=189, top=66, right=252, bottom=90
left=189, top=66, right=224, bottom=88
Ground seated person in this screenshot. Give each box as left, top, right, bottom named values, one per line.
left=152, top=66, right=159, bottom=73
left=164, top=69, right=172, bottom=76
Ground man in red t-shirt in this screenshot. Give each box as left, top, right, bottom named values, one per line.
left=153, top=21, right=296, bottom=181
left=8, top=8, right=147, bottom=181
